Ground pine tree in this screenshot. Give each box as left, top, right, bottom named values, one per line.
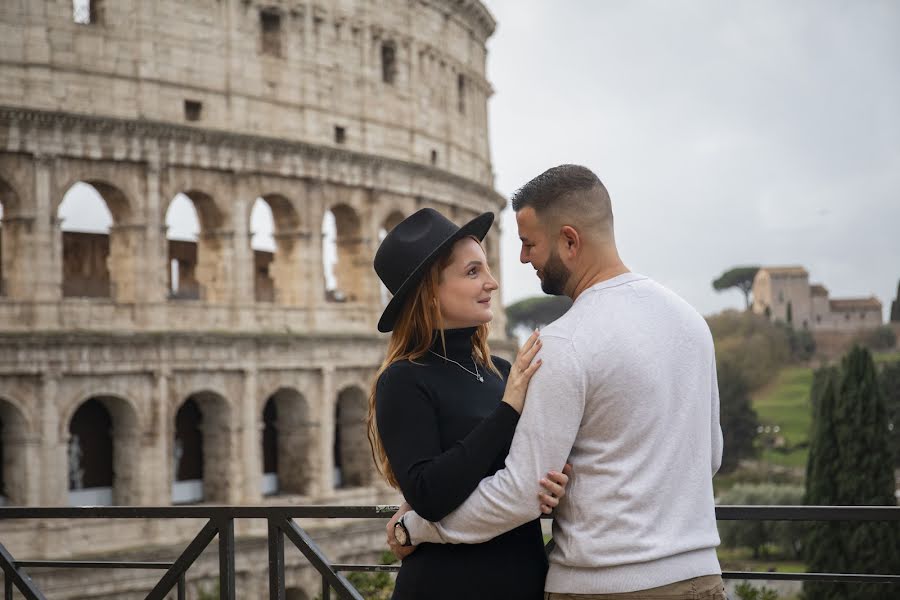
left=803, top=347, right=900, bottom=600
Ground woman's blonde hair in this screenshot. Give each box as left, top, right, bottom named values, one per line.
left=366, top=236, right=499, bottom=488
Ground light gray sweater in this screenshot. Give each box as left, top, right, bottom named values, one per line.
left=403, top=273, right=723, bottom=594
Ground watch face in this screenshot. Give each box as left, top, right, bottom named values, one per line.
left=394, top=522, right=409, bottom=546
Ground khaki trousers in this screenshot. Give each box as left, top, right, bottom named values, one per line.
left=545, top=575, right=727, bottom=600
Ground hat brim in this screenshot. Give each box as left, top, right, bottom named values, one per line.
left=377, top=211, right=494, bottom=333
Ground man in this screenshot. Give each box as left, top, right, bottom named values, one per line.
left=389, top=164, right=725, bottom=599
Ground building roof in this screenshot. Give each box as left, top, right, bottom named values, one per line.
left=761, top=266, right=808, bottom=277
left=829, top=297, right=882, bottom=311
left=810, top=284, right=829, bottom=297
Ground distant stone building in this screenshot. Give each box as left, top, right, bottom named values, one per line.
left=0, top=1, right=507, bottom=598
left=751, top=266, right=882, bottom=332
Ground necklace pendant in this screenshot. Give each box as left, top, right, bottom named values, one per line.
left=476, top=374, right=484, bottom=382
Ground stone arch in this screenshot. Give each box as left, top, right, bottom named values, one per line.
left=57, top=180, right=140, bottom=301
left=66, top=395, right=140, bottom=506
left=172, top=391, right=232, bottom=503
left=250, top=194, right=304, bottom=305
left=260, top=387, right=314, bottom=496
left=377, top=209, right=406, bottom=306
left=322, top=203, right=365, bottom=303
left=333, top=385, right=372, bottom=489
left=165, top=193, right=202, bottom=300
left=164, top=190, right=229, bottom=303
left=0, top=397, right=31, bottom=505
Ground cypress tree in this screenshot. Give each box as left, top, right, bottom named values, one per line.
left=804, top=347, right=900, bottom=600
left=890, top=279, right=900, bottom=322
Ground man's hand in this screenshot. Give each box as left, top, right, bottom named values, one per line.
left=386, top=501, right=417, bottom=561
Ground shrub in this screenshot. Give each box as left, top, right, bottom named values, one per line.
left=718, top=484, right=805, bottom=560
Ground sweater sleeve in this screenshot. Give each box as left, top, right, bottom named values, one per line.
left=376, top=362, right=520, bottom=522
left=403, top=335, right=586, bottom=544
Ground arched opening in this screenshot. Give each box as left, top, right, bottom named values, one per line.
left=322, top=204, right=364, bottom=303
left=164, top=191, right=226, bottom=303
left=378, top=210, right=405, bottom=307
left=334, top=386, right=371, bottom=489
left=58, top=182, right=115, bottom=298
left=253, top=194, right=303, bottom=305
left=250, top=198, right=276, bottom=303
left=173, top=392, right=231, bottom=504
left=67, top=396, right=138, bottom=506
left=0, top=398, right=29, bottom=506
left=286, top=588, right=309, bottom=600
left=165, top=193, right=201, bottom=300
left=261, top=388, right=313, bottom=496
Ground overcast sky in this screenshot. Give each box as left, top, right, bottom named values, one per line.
left=483, top=0, right=900, bottom=318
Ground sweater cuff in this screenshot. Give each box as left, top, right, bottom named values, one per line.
left=404, top=511, right=443, bottom=545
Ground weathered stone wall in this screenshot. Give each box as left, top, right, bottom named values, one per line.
left=0, top=2, right=511, bottom=595
left=0, top=0, right=495, bottom=185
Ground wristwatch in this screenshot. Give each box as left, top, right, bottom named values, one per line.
left=393, top=515, right=412, bottom=547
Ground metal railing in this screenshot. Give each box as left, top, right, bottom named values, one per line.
left=0, top=505, right=898, bottom=599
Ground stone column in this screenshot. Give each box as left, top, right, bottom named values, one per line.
left=0, top=216, right=35, bottom=299
left=107, top=223, right=145, bottom=304
left=241, top=367, right=262, bottom=504
left=231, top=194, right=255, bottom=313
left=32, top=155, right=62, bottom=305
left=314, top=367, right=335, bottom=498
left=139, top=164, right=168, bottom=308
left=148, top=369, right=171, bottom=505
left=39, top=371, right=66, bottom=506
left=305, top=183, right=326, bottom=330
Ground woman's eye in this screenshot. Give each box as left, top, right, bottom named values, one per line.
left=467, top=268, right=478, bottom=276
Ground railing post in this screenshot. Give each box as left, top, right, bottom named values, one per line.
left=267, top=520, right=285, bottom=600
left=177, top=573, right=186, bottom=600
left=322, top=576, right=331, bottom=600
left=217, top=518, right=235, bottom=600
left=5, top=575, right=11, bottom=600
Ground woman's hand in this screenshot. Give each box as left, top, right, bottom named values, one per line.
left=502, top=329, right=543, bottom=415
left=538, top=463, right=573, bottom=514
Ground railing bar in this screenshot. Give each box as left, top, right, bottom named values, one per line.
left=723, top=571, right=900, bottom=583
left=177, top=573, right=186, bottom=600
left=0, top=504, right=898, bottom=520
left=217, top=518, right=235, bottom=600
left=322, top=575, right=330, bottom=600
left=279, top=518, right=363, bottom=600
left=145, top=519, right=218, bottom=600
left=4, top=574, right=11, bottom=600
left=267, top=520, right=285, bottom=600
left=15, top=561, right=173, bottom=569
left=0, top=542, right=47, bottom=600
left=332, top=564, right=400, bottom=573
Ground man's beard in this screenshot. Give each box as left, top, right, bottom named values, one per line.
left=540, top=249, right=571, bottom=296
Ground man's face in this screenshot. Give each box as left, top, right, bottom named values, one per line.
left=516, top=207, right=571, bottom=296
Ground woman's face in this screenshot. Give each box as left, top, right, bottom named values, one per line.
left=436, top=237, right=499, bottom=329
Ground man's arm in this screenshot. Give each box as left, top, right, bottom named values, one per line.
left=403, top=335, right=586, bottom=545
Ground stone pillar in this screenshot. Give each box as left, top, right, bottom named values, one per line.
left=305, top=184, right=327, bottom=330
left=241, top=368, right=262, bottom=503
left=32, top=155, right=62, bottom=304
left=269, top=229, right=308, bottom=306
left=231, top=195, right=254, bottom=310
left=140, top=165, right=167, bottom=306
left=315, top=367, right=335, bottom=498
left=39, top=371, right=65, bottom=506
left=107, top=223, right=145, bottom=304
left=148, top=369, right=171, bottom=505
left=0, top=216, right=35, bottom=299
left=195, top=230, right=234, bottom=304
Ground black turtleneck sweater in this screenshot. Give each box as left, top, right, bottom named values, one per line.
left=375, top=328, right=548, bottom=600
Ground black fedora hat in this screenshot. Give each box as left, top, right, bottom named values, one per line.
left=374, top=208, right=494, bottom=333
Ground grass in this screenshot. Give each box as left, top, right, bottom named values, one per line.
left=874, top=350, right=900, bottom=365
left=751, top=366, right=813, bottom=470
left=717, top=546, right=806, bottom=574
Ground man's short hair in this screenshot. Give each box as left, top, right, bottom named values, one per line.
left=511, top=164, right=613, bottom=237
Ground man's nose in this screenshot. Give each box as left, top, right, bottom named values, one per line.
left=519, top=248, right=528, bottom=264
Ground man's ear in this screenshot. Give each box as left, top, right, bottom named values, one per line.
left=559, top=225, right=580, bottom=257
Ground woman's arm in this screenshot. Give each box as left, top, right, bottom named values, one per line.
left=375, top=362, right=518, bottom=522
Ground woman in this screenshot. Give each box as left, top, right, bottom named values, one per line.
left=367, top=208, right=568, bottom=600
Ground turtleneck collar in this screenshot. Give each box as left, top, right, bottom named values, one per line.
left=429, top=327, right=478, bottom=361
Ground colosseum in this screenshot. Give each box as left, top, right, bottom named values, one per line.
left=0, top=0, right=508, bottom=597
